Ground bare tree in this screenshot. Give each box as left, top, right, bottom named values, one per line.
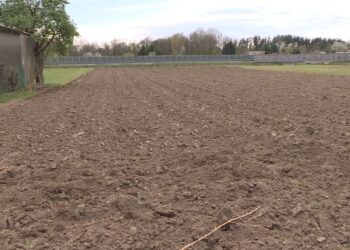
left=170, top=33, right=189, bottom=55
left=188, top=28, right=222, bottom=55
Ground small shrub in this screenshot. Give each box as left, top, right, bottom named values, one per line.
left=0, top=65, right=20, bottom=92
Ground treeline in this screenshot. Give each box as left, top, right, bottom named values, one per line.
left=65, top=28, right=350, bottom=57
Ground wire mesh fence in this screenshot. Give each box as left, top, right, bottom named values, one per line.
left=45, top=55, right=253, bottom=65
left=254, top=53, right=350, bottom=63
left=45, top=53, right=350, bottom=66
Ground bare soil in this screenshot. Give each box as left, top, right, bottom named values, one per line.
left=0, top=66, right=349, bottom=250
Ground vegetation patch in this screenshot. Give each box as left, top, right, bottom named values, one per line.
left=44, top=67, right=93, bottom=86
left=0, top=65, right=20, bottom=92
left=0, top=89, right=36, bottom=104
left=0, top=68, right=92, bottom=104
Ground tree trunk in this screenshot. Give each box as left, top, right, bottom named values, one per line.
left=34, top=50, right=44, bottom=88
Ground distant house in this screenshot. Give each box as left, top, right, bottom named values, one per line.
left=248, top=51, right=265, bottom=55
left=310, top=50, right=326, bottom=54
left=0, top=25, right=35, bottom=90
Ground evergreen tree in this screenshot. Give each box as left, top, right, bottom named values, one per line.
left=138, top=45, right=147, bottom=56
left=222, top=40, right=236, bottom=54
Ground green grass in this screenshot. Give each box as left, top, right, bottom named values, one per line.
left=0, top=89, right=37, bottom=104
left=44, top=67, right=93, bottom=86
left=240, top=64, right=350, bottom=76
left=0, top=67, right=93, bottom=104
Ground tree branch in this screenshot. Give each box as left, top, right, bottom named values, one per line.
left=27, top=0, right=40, bottom=33
left=39, top=33, right=56, bottom=53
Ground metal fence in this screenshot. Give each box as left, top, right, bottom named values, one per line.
left=45, top=55, right=253, bottom=65
left=45, top=53, right=350, bottom=66
left=255, top=53, right=350, bottom=63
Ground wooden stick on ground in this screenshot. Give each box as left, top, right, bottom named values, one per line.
left=179, top=206, right=261, bottom=250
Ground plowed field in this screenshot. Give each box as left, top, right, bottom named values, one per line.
left=0, top=66, right=349, bottom=249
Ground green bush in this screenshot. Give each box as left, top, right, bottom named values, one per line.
left=0, top=65, right=20, bottom=92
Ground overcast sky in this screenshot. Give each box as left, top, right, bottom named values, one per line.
left=68, top=0, right=350, bottom=43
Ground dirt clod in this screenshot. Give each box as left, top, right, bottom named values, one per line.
left=155, top=209, right=176, bottom=218
left=317, top=236, right=326, bottom=243
left=56, top=173, right=72, bottom=182
left=305, top=126, right=315, bottom=135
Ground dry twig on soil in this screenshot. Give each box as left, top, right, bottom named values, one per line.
left=66, top=230, right=87, bottom=246
left=179, top=206, right=261, bottom=250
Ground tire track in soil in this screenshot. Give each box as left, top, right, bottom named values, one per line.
left=0, top=66, right=349, bottom=249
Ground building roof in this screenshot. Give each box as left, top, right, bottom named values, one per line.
left=248, top=51, right=266, bottom=55
left=0, top=25, right=30, bottom=35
